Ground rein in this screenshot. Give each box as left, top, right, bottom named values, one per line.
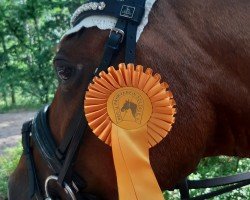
left=20, top=0, right=250, bottom=199
left=175, top=173, right=250, bottom=199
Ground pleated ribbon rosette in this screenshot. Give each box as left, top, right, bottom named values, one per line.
left=84, top=63, right=176, bottom=200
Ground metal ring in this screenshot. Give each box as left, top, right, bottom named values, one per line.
left=109, top=28, right=125, bottom=43
left=44, top=175, right=77, bottom=200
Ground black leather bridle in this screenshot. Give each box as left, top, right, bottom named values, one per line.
left=20, top=0, right=250, bottom=199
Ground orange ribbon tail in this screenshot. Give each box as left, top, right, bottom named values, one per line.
left=112, top=124, right=164, bottom=200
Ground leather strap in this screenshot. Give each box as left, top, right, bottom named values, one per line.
left=189, top=180, right=250, bottom=200
left=125, top=22, right=138, bottom=63
left=22, top=120, right=41, bottom=199
left=32, top=106, right=62, bottom=172
left=177, top=178, right=190, bottom=199
left=124, top=0, right=147, bottom=63
left=57, top=109, right=87, bottom=186
left=176, top=172, right=250, bottom=200
left=187, top=172, right=250, bottom=188
left=95, top=18, right=127, bottom=74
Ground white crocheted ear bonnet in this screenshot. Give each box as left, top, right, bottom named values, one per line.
left=62, top=0, right=157, bottom=42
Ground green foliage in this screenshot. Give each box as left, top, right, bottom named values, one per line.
left=0, top=101, right=43, bottom=113
left=0, top=143, right=22, bottom=199
left=0, top=0, right=83, bottom=110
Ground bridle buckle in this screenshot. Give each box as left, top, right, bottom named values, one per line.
left=45, top=175, right=77, bottom=200
left=109, top=28, right=125, bottom=43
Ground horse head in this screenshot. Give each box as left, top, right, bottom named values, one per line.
left=120, top=100, right=130, bottom=112
left=9, top=0, right=250, bottom=199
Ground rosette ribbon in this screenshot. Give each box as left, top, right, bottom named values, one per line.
left=84, top=63, right=176, bottom=200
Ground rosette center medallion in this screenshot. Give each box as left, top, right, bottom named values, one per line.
left=107, top=87, right=152, bottom=130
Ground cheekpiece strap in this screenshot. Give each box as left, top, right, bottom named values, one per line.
left=22, top=120, right=42, bottom=199
left=94, top=18, right=127, bottom=75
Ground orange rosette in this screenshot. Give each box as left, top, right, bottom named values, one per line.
left=84, top=63, right=176, bottom=200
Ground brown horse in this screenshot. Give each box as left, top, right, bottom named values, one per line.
left=9, top=0, right=250, bottom=199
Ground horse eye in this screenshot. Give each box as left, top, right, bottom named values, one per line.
left=57, top=66, right=73, bottom=81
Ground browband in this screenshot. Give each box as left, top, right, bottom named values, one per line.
left=71, top=0, right=145, bottom=27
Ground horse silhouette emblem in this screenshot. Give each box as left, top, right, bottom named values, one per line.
left=121, top=100, right=138, bottom=120
left=111, top=89, right=144, bottom=125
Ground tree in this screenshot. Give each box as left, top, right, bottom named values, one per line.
left=0, top=0, right=81, bottom=106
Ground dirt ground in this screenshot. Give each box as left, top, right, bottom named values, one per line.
left=0, top=111, right=36, bottom=155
